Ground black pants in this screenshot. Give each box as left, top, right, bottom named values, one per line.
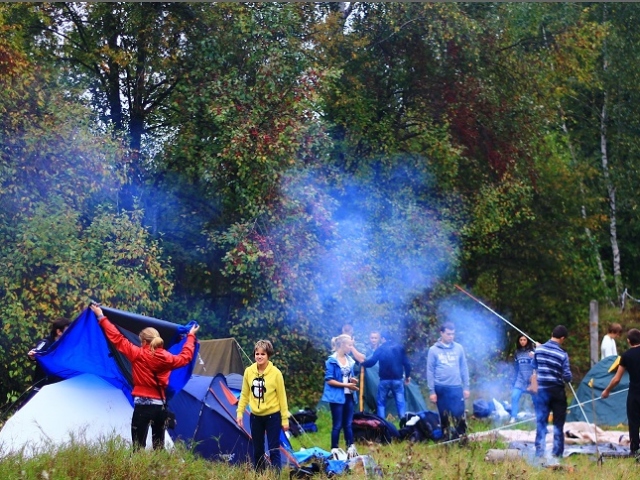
left=628, top=392, right=640, bottom=454
left=250, top=412, right=282, bottom=472
left=131, top=404, right=166, bottom=450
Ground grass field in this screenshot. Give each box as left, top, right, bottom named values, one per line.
left=0, top=409, right=637, bottom=479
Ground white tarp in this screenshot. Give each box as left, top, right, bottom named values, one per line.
left=0, top=373, right=172, bottom=457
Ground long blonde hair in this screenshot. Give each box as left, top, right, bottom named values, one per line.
left=139, top=327, right=163, bottom=354
left=331, top=334, right=352, bottom=352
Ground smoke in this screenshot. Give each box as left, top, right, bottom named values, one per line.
left=272, top=161, right=459, bottom=340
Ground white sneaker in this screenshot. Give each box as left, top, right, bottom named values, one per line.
left=508, top=417, right=516, bottom=424
left=347, top=444, right=358, bottom=459
left=331, top=448, right=347, bottom=461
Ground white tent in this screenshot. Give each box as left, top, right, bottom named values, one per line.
left=0, top=374, right=172, bottom=457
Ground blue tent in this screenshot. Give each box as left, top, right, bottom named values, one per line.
left=169, top=374, right=298, bottom=467
left=36, top=306, right=199, bottom=405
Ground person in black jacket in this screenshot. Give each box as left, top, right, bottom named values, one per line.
left=361, top=330, right=411, bottom=420
left=28, top=317, right=71, bottom=387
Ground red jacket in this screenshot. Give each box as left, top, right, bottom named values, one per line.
left=98, top=316, right=196, bottom=400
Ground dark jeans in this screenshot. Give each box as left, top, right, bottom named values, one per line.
left=435, top=385, right=466, bottom=437
left=330, top=394, right=355, bottom=448
left=628, top=392, right=640, bottom=454
left=377, top=379, right=406, bottom=419
left=534, top=385, right=567, bottom=457
left=131, top=404, right=166, bottom=450
left=250, top=412, right=282, bottom=472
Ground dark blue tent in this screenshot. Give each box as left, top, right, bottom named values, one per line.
left=37, top=306, right=199, bottom=404
left=169, top=374, right=298, bottom=467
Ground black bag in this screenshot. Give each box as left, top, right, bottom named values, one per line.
left=164, top=408, right=177, bottom=429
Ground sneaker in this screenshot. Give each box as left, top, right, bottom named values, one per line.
left=331, top=448, right=347, bottom=461
left=508, top=417, right=516, bottom=424
left=347, top=444, right=358, bottom=459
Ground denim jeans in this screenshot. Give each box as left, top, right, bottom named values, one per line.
left=511, top=388, right=535, bottom=419
left=329, top=394, right=355, bottom=448
left=534, top=385, right=567, bottom=457
left=434, top=385, right=466, bottom=437
left=377, top=379, right=405, bottom=419
left=250, top=412, right=282, bottom=472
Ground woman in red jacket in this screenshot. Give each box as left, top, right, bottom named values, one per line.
left=90, top=303, right=199, bottom=450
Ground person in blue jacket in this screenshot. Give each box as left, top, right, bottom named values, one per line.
left=321, top=334, right=359, bottom=456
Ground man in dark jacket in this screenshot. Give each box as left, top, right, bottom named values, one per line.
left=361, top=330, right=411, bottom=420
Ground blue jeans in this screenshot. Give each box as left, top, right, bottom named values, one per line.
left=250, top=412, right=282, bottom=472
left=511, top=388, right=535, bottom=419
left=377, top=379, right=405, bottom=419
left=329, top=394, right=355, bottom=448
left=434, top=385, right=466, bottom=437
left=535, top=386, right=566, bottom=457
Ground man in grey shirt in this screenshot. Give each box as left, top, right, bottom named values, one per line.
left=427, top=321, right=470, bottom=439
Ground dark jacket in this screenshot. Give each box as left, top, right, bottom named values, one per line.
left=361, top=341, right=411, bottom=380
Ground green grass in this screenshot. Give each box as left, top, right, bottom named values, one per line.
left=0, top=411, right=638, bottom=479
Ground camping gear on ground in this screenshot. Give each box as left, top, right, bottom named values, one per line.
left=290, top=408, right=319, bottom=437
left=168, top=373, right=298, bottom=467
left=473, top=398, right=495, bottom=418
left=0, top=374, right=173, bottom=456
left=352, top=412, right=399, bottom=444
left=398, top=410, right=443, bottom=442
left=566, top=355, right=629, bottom=425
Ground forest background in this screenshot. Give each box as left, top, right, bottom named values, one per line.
left=2, top=2, right=640, bottom=408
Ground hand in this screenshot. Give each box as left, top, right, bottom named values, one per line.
left=429, top=394, right=437, bottom=403
left=601, top=389, right=610, bottom=399
left=283, top=423, right=290, bottom=432
left=28, top=349, right=36, bottom=360
left=236, top=417, right=243, bottom=428
left=463, top=390, right=470, bottom=399
left=346, top=382, right=359, bottom=391
left=349, top=377, right=358, bottom=385
left=404, top=376, right=411, bottom=385
left=189, top=324, right=200, bottom=336
left=90, top=304, right=104, bottom=319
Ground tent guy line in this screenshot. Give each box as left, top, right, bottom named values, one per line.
left=454, top=284, right=597, bottom=427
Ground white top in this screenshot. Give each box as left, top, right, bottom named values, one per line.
left=601, top=334, right=617, bottom=359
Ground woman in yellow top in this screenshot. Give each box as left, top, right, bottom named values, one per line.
left=236, top=339, right=290, bottom=472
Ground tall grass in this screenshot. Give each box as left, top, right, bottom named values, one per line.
left=0, top=411, right=637, bottom=479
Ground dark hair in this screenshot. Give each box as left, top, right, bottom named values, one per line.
left=627, top=329, right=640, bottom=347
left=608, top=323, right=623, bottom=334
left=49, top=317, right=71, bottom=340
left=516, top=335, right=534, bottom=351
left=440, top=322, right=455, bottom=333
left=552, top=325, right=568, bottom=339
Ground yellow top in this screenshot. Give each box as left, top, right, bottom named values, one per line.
left=237, top=361, right=289, bottom=427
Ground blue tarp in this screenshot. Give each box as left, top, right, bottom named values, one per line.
left=37, top=306, right=199, bottom=406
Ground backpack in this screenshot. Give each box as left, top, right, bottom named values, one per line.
left=352, top=412, right=399, bottom=444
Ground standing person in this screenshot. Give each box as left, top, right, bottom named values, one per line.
left=532, top=325, right=572, bottom=459
left=28, top=317, right=71, bottom=386
left=361, top=330, right=411, bottom=420
left=601, top=323, right=623, bottom=359
left=602, top=328, right=640, bottom=456
left=321, top=334, right=359, bottom=457
left=427, top=322, right=470, bottom=439
left=236, top=340, right=290, bottom=473
left=367, top=330, right=382, bottom=355
left=509, top=335, right=537, bottom=424
left=90, top=303, right=199, bottom=450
